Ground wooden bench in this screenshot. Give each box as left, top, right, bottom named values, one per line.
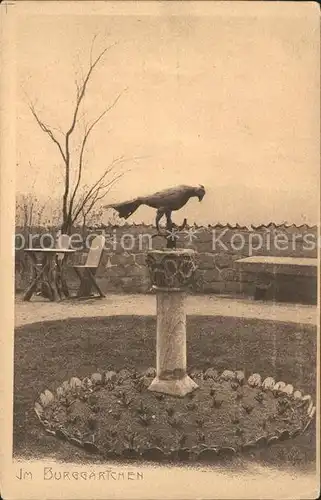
left=236, top=256, right=318, bottom=305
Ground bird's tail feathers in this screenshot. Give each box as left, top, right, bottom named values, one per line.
left=106, top=198, right=142, bottom=219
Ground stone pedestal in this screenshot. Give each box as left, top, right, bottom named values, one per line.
left=146, top=249, right=198, bottom=397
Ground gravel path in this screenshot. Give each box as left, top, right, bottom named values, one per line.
left=15, top=293, right=318, bottom=327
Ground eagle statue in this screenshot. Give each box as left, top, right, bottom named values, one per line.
left=104, top=184, right=206, bottom=232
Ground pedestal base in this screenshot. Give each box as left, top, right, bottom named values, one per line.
left=148, top=374, right=199, bottom=397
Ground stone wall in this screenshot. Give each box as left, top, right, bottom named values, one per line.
left=15, top=223, right=318, bottom=296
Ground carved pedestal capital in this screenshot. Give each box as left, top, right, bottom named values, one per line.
left=146, top=249, right=197, bottom=291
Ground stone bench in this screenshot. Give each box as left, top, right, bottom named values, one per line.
left=236, top=256, right=318, bottom=305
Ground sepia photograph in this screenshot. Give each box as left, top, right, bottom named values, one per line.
left=1, top=1, right=320, bottom=498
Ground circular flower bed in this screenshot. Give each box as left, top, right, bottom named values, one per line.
left=35, top=368, right=315, bottom=462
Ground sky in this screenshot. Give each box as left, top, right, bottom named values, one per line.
left=16, top=3, right=320, bottom=226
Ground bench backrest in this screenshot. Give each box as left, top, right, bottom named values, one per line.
left=85, top=235, right=106, bottom=268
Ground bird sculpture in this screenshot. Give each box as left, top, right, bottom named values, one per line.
left=104, top=184, right=205, bottom=229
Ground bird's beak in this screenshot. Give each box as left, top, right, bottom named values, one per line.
left=197, top=185, right=205, bottom=201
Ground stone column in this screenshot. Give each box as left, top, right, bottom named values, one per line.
left=146, top=249, right=198, bottom=397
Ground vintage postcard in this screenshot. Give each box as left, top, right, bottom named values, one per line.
left=0, top=1, right=320, bottom=499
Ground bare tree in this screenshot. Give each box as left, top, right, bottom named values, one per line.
left=15, top=192, right=45, bottom=230
left=27, top=37, right=130, bottom=234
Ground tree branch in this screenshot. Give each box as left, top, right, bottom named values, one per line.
left=63, top=41, right=117, bottom=231
left=71, top=170, right=127, bottom=224
left=25, top=38, right=129, bottom=233
left=66, top=42, right=118, bottom=139
left=28, top=104, right=66, bottom=163
left=90, top=34, right=98, bottom=66
left=79, top=156, right=125, bottom=207
left=68, top=88, right=127, bottom=217
left=76, top=154, right=143, bottom=219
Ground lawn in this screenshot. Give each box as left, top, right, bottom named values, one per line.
left=13, top=315, right=316, bottom=468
